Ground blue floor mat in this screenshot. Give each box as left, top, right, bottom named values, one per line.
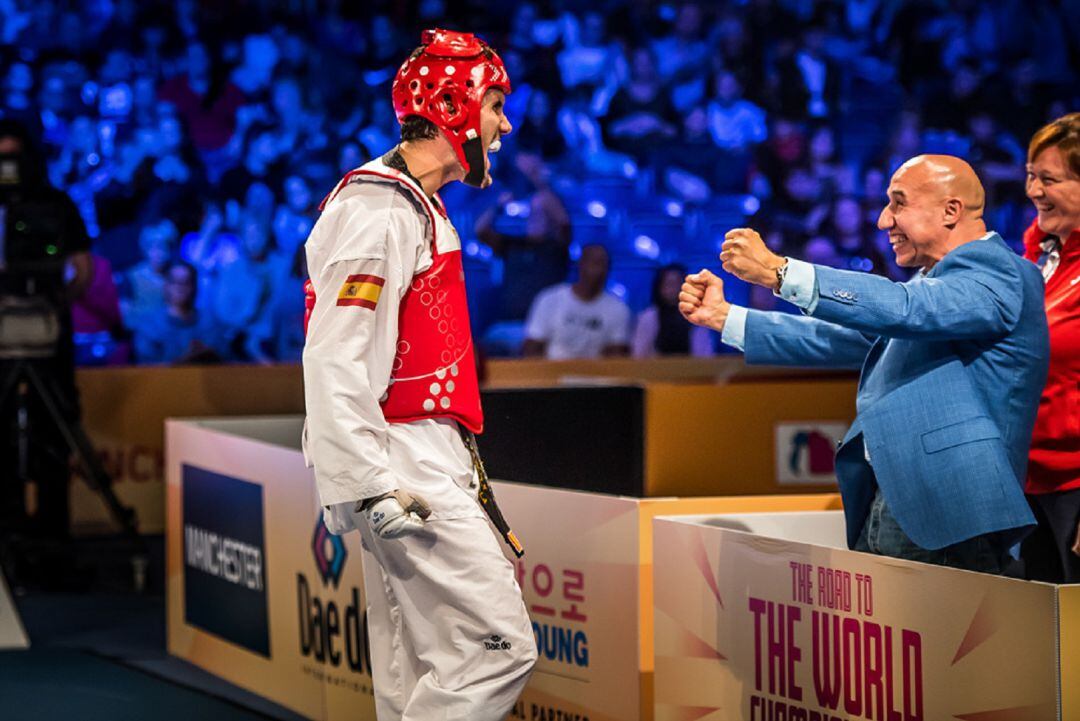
left=0, top=648, right=277, bottom=721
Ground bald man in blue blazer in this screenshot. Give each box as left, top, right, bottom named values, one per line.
left=680, top=156, right=1048, bottom=574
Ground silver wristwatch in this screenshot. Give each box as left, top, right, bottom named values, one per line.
left=774, top=258, right=790, bottom=292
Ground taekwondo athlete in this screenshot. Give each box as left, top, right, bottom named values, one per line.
left=302, top=29, right=537, bottom=720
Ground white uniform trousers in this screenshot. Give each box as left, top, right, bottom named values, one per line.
left=356, top=511, right=536, bottom=720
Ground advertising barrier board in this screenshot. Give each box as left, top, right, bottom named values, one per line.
left=167, top=417, right=842, bottom=720
left=654, top=513, right=1075, bottom=721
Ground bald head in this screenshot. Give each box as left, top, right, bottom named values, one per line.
left=878, top=154, right=990, bottom=270
left=896, top=154, right=985, bottom=219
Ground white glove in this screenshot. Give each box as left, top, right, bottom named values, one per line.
left=359, top=490, right=432, bottom=539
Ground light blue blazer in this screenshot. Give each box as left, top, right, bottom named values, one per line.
left=745, top=234, right=1048, bottom=550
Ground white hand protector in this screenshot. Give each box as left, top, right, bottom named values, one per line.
left=360, top=490, right=432, bottom=539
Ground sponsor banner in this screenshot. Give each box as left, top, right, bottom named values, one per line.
left=492, top=482, right=844, bottom=721
left=774, top=422, right=847, bottom=486
left=654, top=514, right=1061, bottom=721
left=182, top=465, right=269, bottom=657
left=166, top=418, right=375, bottom=721
left=495, top=483, right=643, bottom=721
left=309, top=511, right=379, bottom=721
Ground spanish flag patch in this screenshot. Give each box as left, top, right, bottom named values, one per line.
left=337, top=274, right=384, bottom=309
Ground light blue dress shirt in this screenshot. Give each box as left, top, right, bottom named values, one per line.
left=720, top=258, right=818, bottom=351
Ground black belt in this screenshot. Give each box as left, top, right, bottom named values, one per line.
left=460, top=428, right=525, bottom=558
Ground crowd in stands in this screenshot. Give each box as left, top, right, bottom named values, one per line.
left=0, top=0, right=1077, bottom=363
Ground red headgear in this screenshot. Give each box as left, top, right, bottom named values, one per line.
left=391, top=28, right=511, bottom=187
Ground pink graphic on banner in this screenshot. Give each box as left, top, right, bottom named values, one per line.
left=951, top=592, right=998, bottom=665
left=669, top=707, right=723, bottom=721
left=953, top=704, right=1059, bottom=721
left=676, top=625, right=726, bottom=661
left=691, top=530, right=724, bottom=608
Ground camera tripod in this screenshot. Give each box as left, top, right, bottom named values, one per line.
left=0, top=354, right=146, bottom=590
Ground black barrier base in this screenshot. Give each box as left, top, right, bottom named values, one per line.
left=478, top=386, right=646, bottom=496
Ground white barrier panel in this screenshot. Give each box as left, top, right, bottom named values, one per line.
left=0, top=571, right=29, bottom=650
left=166, top=417, right=843, bottom=721
left=653, top=513, right=1076, bottom=720
left=166, top=416, right=377, bottom=721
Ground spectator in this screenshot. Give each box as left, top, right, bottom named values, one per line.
left=130, top=75, right=159, bottom=129
left=705, top=70, right=767, bottom=192
left=523, top=244, right=631, bottom=359
left=662, top=105, right=720, bottom=200
left=1021, top=114, right=1080, bottom=583
left=806, top=124, right=853, bottom=195
left=141, top=111, right=203, bottom=231
left=95, top=128, right=160, bottom=249
left=967, top=110, right=1026, bottom=206
left=210, top=215, right=277, bottom=360
left=755, top=116, right=807, bottom=196
left=713, top=12, right=763, bottom=93
left=179, top=201, right=240, bottom=308
left=513, top=89, right=566, bottom=160
left=860, top=167, right=887, bottom=225
left=121, top=218, right=177, bottom=326
left=51, top=115, right=100, bottom=191
left=768, top=25, right=838, bottom=120
left=267, top=75, right=326, bottom=159
left=230, top=34, right=279, bottom=98
left=877, top=111, right=924, bottom=176
left=650, top=2, right=709, bottom=111
left=602, top=47, right=678, bottom=162
left=357, top=96, right=398, bottom=159
left=158, top=41, right=244, bottom=153
left=770, top=165, right=827, bottom=239
left=217, top=124, right=288, bottom=204
left=556, top=11, right=621, bottom=96
left=477, top=153, right=571, bottom=322
left=802, top=235, right=843, bottom=268
left=926, top=60, right=989, bottom=133
left=706, top=70, right=768, bottom=154
left=557, top=86, right=636, bottom=177
left=632, top=264, right=714, bottom=357
left=2, top=62, right=38, bottom=132
left=36, top=72, right=71, bottom=148
left=247, top=244, right=307, bottom=364
left=71, top=254, right=130, bottom=365
left=240, top=180, right=276, bottom=230
left=133, top=259, right=224, bottom=364
left=815, top=195, right=893, bottom=276
left=336, top=140, right=369, bottom=177
left=272, top=174, right=315, bottom=263
left=0, top=0, right=1067, bottom=367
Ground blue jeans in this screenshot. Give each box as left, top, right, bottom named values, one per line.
left=854, top=490, right=1006, bottom=574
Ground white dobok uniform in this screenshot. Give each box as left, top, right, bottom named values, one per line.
left=302, top=157, right=536, bottom=720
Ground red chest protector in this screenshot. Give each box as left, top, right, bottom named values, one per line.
left=312, top=165, right=484, bottom=433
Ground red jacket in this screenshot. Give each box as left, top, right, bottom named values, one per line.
left=1023, top=221, right=1080, bottom=494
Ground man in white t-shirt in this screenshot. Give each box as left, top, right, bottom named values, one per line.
left=522, top=243, right=631, bottom=359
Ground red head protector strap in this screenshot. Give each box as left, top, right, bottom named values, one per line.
left=392, top=28, right=511, bottom=187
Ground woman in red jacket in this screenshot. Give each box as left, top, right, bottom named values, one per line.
left=1022, top=113, right=1080, bottom=583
